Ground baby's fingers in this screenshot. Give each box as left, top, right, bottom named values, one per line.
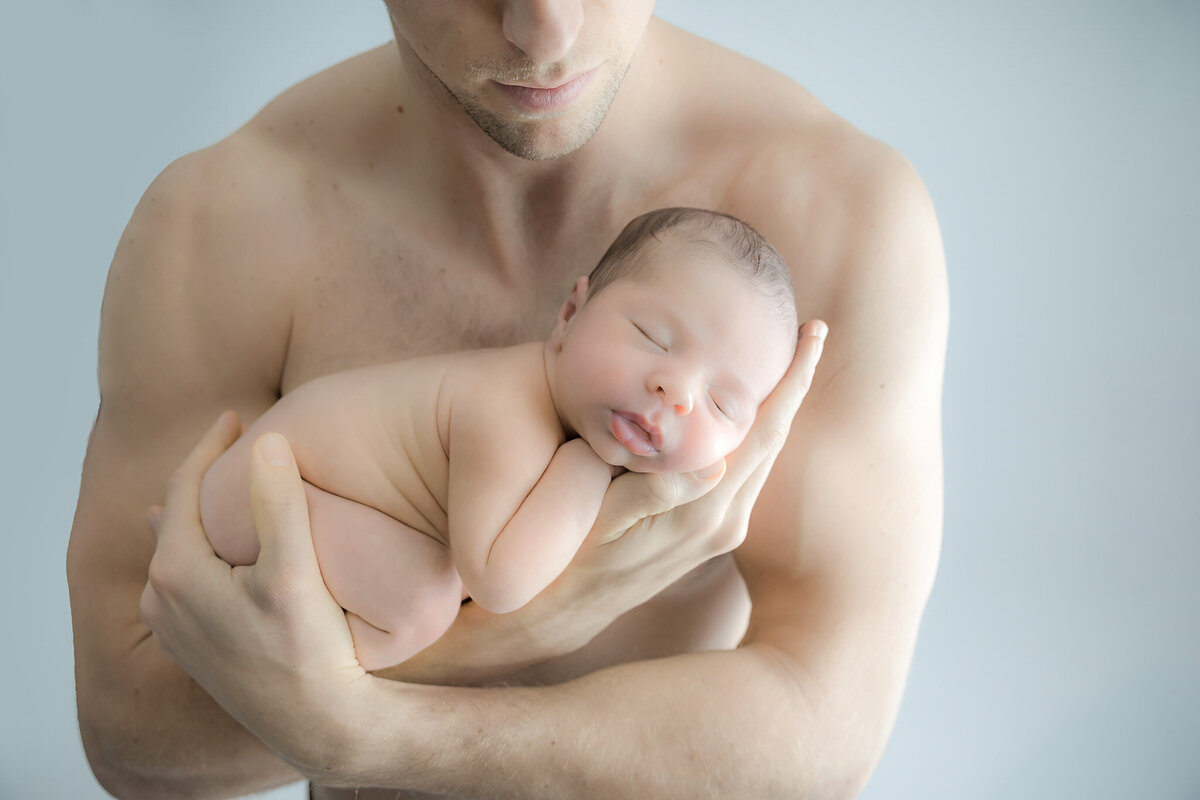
left=589, top=460, right=726, bottom=545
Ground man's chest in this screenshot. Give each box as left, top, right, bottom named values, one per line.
left=276, top=222, right=596, bottom=393
left=268, top=153, right=758, bottom=394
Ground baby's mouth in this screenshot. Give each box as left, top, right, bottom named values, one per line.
left=610, top=411, right=663, bottom=456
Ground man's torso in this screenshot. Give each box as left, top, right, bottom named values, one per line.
left=173, top=19, right=865, bottom=798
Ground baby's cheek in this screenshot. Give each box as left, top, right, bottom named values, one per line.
left=710, top=423, right=753, bottom=463
left=677, top=426, right=732, bottom=473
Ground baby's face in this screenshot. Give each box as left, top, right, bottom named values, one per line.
left=549, top=238, right=795, bottom=474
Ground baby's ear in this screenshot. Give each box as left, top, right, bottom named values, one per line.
left=551, top=276, right=590, bottom=339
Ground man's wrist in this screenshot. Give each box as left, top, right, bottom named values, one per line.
left=272, top=676, right=381, bottom=788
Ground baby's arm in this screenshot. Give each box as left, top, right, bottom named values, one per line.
left=448, top=405, right=613, bottom=615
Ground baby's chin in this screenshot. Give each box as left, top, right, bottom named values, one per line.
left=589, top=429, right=736, bottom=475
left=611, top=451, right=727, bottom=476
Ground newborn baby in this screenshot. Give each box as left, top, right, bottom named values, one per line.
left=200, top=207, right=799, bottom=669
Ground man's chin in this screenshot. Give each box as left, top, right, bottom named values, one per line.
left=466, top=108, right=609, bottom=161
left=461, top=66, right=626, bottom=161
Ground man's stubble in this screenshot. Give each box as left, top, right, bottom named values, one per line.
left=422, top=50, right=632, bottom=162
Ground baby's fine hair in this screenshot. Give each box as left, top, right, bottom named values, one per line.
left=587, top=207, right=799, bottom=348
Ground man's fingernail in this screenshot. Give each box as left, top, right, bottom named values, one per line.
left=258, top=433, right=293, bottom=466
left=693, top=461, right=724, bottom=479
left=808, top=321, right=828, bottom=341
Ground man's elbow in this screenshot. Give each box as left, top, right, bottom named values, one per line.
left=75, top=664, right=187, bottom=800
left=767, top=664, right=896, bottom=799
left=77, top=706, right=158, bottom=800
left=772, top=740, right=881, bottom=800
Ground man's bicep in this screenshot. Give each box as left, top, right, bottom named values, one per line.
left=733, top=147, right=949, bottom=767
left=67, top=151, right=295, bottom=791
left=77, top=149, right=290, bottom=590
left=733, top=352, right=944, bottom=778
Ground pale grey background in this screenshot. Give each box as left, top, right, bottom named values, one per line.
left=2, top=1, right=1196, bottom=798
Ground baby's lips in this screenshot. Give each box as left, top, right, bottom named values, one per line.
left=611, top=411, right=661, bottom=456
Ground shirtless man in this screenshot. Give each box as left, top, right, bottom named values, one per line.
left=68, top=3, right=947, bottom=798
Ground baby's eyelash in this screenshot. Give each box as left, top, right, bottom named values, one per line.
left=633, top=323, right=666, bottom=350
left=709, top=393, right=730, bottom=418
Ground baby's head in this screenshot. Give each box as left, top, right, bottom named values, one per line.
left=546, top=207, right=799, bottom=473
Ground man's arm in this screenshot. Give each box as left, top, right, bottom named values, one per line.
left=67, top=148, right=303, bottom=798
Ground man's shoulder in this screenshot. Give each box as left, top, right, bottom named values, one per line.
left=135, top=129, right=311, bottom=256
left=105, top=122, right=324, bottom=374
left=654, top=19, right=834, bottom=142
left=654, top=19, right=925, bottom=217
left=145, top=43, right=397, bottom=235
left=659, top=23, right=946, bottom=357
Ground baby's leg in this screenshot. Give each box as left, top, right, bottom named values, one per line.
left=302, top=482, right=463, bottom=671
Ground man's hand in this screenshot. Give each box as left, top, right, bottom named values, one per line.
left=139, top=411, right=369, bottom=778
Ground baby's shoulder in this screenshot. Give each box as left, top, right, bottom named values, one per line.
left=442, top=343, right=562, bottom=441
left=442, top=342, right=549, bottom=397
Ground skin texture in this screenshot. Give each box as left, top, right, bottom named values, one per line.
left=68, top=3, right=947, bottom=799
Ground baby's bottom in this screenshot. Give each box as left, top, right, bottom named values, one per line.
left=303, top=482, right=464, bottom=671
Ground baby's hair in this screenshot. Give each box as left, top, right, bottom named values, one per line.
left=587, top=207, right=798, bottom=349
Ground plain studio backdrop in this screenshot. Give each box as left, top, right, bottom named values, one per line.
left=2, top=2, right=1196, bottom=798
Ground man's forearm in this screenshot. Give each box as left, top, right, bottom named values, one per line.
left=333, top=645, right=876, bottom=799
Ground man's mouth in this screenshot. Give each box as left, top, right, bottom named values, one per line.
left=492, top=68, right=597, bottom=114
left=610, top=411, right=662, bottom=456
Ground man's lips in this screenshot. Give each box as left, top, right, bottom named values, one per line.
left=492, top=68, right=596, bottom=114
left=610, top=411, right=662, bottom=456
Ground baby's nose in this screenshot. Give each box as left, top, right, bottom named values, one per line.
left=653, top=373, right=693, bottom=415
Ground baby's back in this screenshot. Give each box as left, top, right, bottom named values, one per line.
left=279, top=354, right=454, bottom=542
left=202, top=342, right=548, bottom=562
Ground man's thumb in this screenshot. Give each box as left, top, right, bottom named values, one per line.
left=248, top=433, right=317, bottom=571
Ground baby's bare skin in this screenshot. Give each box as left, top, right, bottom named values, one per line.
left=201, top=238, right=794, bottom=669
left=201, top=343, right=570, bottom=668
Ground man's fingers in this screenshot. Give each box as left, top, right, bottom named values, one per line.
left=723, top=320, right=827, bottom=479
left=248, top=433, right=320, bottom=577
left=155, top=410, right=241, bottom=546
left=773, top=319, right=828, bottom=417
left=589, top=460, right=725, bottom=545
